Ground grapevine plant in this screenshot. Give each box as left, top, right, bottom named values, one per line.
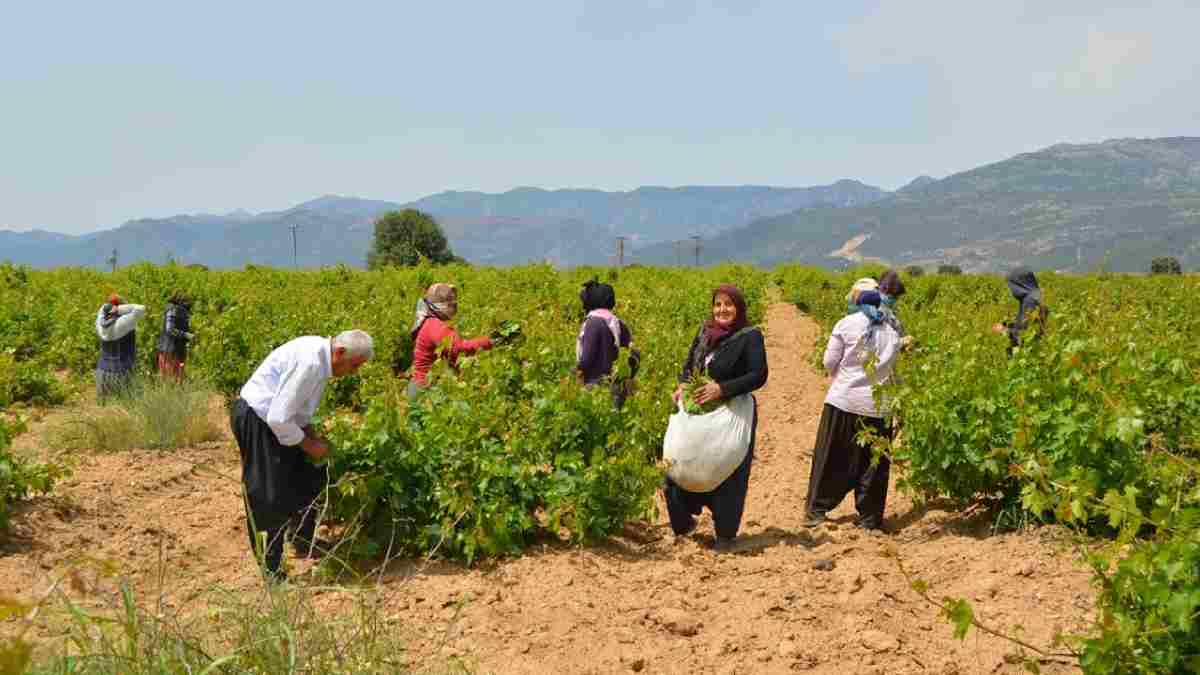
left=779, top=264, right=1200, bottom=673
left=320, top=264, right=768, bottom=562
left=0, top=261, right=766, bottom=557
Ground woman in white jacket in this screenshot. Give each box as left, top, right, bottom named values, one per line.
left=95, top=293, right=146, bottom=400
left=804, top=289, right=900, bottom=531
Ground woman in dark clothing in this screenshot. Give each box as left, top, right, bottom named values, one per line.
left=991, top=266, right=1048, bottom=355
left=666, top=284, right=768, bottom=551
left=576, top=281, right=632, bottom=384
left=576, top=281, right=640, bottom=406
left=878, top=269, right=905, bottom=300
left=878, top=268, right=914, bottom=350
left=156, top=292, right=194, bottom=380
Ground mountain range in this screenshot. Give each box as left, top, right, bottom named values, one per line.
left=0, top=182, right=887, bottom=270
left=635, top=137, right=1200, bottom=272
left=3, top=137, right=1199, bottom=272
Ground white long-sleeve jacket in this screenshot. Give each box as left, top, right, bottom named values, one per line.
left=822, top=312, right=900, bottom=418
left=95, top=304, right=146, bottom=341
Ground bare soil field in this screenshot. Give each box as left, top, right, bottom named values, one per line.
left=0, top=299, right=1094, bottom=674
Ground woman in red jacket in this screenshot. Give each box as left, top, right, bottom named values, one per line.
left=407, top=283, right=494, bottom=399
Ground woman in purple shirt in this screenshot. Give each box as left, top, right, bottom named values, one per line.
left=576, top=281, right=639, bottom=408
left=575, top=281, right=631, bottom=384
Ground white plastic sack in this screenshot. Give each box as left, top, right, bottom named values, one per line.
left=663, top=393, right=754, bottom=492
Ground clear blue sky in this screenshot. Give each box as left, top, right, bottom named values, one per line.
left=3, top=1, right=1196, bottom=234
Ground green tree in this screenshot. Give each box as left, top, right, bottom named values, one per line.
left=1150, top=256, right=1182, bottom=275
left=937, top=264, right=963, bottom=275
left=904, top=265, right=925, bottom=277
left=367, top=209, right=459, bottom=269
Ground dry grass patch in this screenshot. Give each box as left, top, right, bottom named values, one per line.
left=49, top=377, right=224, bottom=454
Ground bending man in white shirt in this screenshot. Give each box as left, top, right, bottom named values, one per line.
left=231, top=329, right=373, bottom=582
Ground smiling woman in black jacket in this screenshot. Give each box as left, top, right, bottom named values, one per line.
left=667, top=284, right=768, bottom=552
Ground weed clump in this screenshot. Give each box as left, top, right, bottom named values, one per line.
left=50, top=377, right=222, bottom=453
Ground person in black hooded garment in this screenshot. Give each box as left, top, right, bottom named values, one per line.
left=576, top=280, right=640, bottom=407
left=992, top=267, right=1048, bottom=355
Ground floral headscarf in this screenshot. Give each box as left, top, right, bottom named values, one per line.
left=410, top=283, right=458, bottom=338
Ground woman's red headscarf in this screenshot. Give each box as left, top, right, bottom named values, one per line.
left=703, top=284, right=748, bottom=347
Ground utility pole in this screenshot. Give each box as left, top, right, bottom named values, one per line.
left=615, top=236, right=627, bottom=268
left=674, top=240, right=681, bottom=266
left=288, top=224, right=299, bottom=269
left=107, top=247, right=118, bottom=273
left=690, top=235, right=702, bottom=267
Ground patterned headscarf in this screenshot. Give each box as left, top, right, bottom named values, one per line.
left=845, top=277, right=879, bottom=306
left=99, top=293, right=122, bottom=328
left=852, top=290, right=887, bottom=349
left=410, top=283, right=458, bottom=337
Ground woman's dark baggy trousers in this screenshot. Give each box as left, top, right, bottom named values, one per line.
left=806, top=403, right=892, bottom=530
left=231, top=398, right=327, bottom=578
left=664, top=397, right=757, bottom=540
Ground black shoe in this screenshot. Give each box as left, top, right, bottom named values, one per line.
left=713, top=536, right=737, bottom=553
left=672, top=519, right=698, bottom=538
left=802, top=512, right=827, bottom=528
left=856, top=521, right=886, bottom=535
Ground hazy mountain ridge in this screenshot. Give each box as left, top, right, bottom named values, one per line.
left=0, top=182, right=888, bottom=269
left=635, top=137, right=1200, bottom=273
left=5, top=137, right=1200, bottom=272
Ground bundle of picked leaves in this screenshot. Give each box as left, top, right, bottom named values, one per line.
left=491, top=320, right=523, bottom=344
left=613, top=347, right=640, bottom=383
left=682, top=372, right=723, bottom=415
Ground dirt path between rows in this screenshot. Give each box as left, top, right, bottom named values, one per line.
left=1, top=296, right=1095, bottom=673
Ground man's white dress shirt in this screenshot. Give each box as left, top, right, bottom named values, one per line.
left=240, top=336, right=332, bottom=447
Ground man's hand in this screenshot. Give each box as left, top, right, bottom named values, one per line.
left=301, top=436, right=330, bottom=461
left=991, top=323, right=1007, bottom=335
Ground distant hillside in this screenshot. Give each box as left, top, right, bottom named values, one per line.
left=636, top=137, right=1200, bottom=272
left=897, top=175, right=937, bottom=193
left=0, top=182, right=887, bottom=269
left=0, top=200, right=381, bottom=270
left=7, top=137, right=1199, bottom=272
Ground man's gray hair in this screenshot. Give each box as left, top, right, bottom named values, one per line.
left=333, top=329, right=374, bottom=360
